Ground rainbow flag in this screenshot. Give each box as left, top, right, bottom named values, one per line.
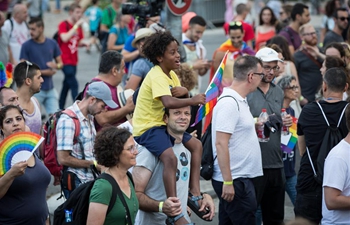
left=281, top=117, right=298, bottom=153
left=192, top=51, right=229, bottom=126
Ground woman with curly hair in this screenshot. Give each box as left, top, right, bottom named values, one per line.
left=255, top=6, right=277, bottom=52
left=87, top=127, right=139, bottom=225
left=132, top=31, right=206, bottom=224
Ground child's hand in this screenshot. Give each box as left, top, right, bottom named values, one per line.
left=171, top=86, right=188, bottom=97
left=192, top=94, right=206, bottom=105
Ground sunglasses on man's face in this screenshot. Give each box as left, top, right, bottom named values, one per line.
left=337, top=16, right=349, bottom=21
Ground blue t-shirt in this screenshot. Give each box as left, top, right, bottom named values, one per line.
left=283, top=107, right=296, bottom=178
left=109, top=26, right=129, bottom=51
left=123, top=34, right=138, bottom=71
left=84, top=6, right=103, bottom=32
left=130, top=57, right=153, bottom=88
left=20, top=38, right=61, bottom=90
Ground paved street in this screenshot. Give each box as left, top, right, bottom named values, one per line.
left=42, top=2, right=324, bottom=224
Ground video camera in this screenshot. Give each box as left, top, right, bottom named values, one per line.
left=122, top=0, right=164, bottom=28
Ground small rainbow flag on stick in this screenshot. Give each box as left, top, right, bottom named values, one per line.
left=192, top=51, right=229, bottom=126
left=281, top=117, right=298, bottom=153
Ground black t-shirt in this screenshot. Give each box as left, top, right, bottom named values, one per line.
left=296, top=100, right=349, bottom=193
left=294, top=50, right=323, bottom=102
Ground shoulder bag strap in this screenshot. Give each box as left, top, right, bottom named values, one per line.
left=100, top=173, right=133, bottom=225
left=337, top=103, right=349, bottom=128
left=316, top=101, right=329, bottom=126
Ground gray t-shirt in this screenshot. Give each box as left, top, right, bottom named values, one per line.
left=323, top=30, right=344, bottom=48
left=247, top=84, right=284, bottom=168
left=135, top=144, right=191, bottom=225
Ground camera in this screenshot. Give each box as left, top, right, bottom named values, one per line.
left=122, top=0, right=164, bottom=28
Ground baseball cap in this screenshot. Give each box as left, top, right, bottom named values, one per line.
left=87, top=82, right=118, bottom=109
left=255, top=47, right=283, bottom=62
left=131, top=28, right=154, bottom=48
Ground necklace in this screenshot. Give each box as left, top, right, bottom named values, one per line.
left=324, top=97, right=342, bottom=101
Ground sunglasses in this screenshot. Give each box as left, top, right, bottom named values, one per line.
left=25, top=61, right=33, bottom=79
left=229, top=21, right=242, bottom=27
left=253, top=72, right=264, bottom=79
left=337, top=16, right=349, bottom=21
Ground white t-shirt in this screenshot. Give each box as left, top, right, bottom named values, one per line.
left=322, top=139, right=350, bottom=224
left=212, top=87, right=263, bottom=181
left=1, top=19, right=30, bottom=62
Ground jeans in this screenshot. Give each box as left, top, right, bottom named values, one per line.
left=60, top=65, right=78, bottom=110
left=253, top=168, right=285, bottom=225
left=212, top=178, right=257, bottom=225
left=285, top=175, right=297, bottom=206
left=55, top=0, right=60, bottom=10
left=34, top=88, right=59, bottom=115
left=62, top=175, right=82, bottom=199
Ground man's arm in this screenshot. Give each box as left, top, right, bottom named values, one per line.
left=60, top=19, right=84, bottom=43
left=8, top=46, right=15, bottom=65
left=215, top=131, right=235, bottom=202
left=57, top=150, right=93, bottom=168
left=298, top=135, right=306, bottom=156
left=94, top=97, right=134, bottom=126
left=132, top=166, right=182, bottom=216
left=324, top=186, right=350, bottom=210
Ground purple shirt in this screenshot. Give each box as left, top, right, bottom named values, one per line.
left=279, top=26, right=302, bottom=51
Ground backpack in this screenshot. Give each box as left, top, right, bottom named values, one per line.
left=75, top=80, right=98, bottom=101
left=200, top=95, right=239, bottom=180
left=53, top=21, right=69, bottom=43
left=306, top=102, right=348, bottom=185
left=54, top=172, right=134, bottom=225
left=42, top=109, right=81, bottom=177
left=7, top=18, right=29, bottom=39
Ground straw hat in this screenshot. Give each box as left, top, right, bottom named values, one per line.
left=131, top=28, right=154, bottom=48
left=117, top=86, right=135, bottom=120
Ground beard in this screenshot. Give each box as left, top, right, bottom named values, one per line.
left=304, top=38, right=318, bottom=46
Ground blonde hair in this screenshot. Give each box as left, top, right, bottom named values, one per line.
left=173, top=63, right=197, bottom=91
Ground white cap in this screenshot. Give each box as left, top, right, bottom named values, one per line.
left=255, top=47, right=283, bottom=62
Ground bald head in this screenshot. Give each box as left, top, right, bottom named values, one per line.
left=13, top=4, right=27, bottom=23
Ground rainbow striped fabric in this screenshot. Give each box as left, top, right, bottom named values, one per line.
left=192, top=51, right=229, bottom=126
left=281, top=116, right=298, bottom=153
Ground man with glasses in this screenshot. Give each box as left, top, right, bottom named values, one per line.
left=13, top=61, right=43, bottom=135
left=323, top=7, right=349, bottom=48
left=209, top=55, right=264, bottom=224
left=294, top=24, right=325, bottom=106
left=56, top=81, right=117, bottom=199
left=247, top=47, right=292, bottom=225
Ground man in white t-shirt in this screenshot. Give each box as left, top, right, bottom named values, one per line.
left=132, top=105, right=215, bottom=225
left=211, top=55, right=264, bottom=224
left=1, top=4, right=29, bottom=64
left=322, top=105, right=350, bottom=225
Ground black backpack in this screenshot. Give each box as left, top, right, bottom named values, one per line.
left=306, top=102, right=348, bottom=185
left=53, top=21, right=69, bottom=43
left=200, top=95, right=239, bottom=180
left=54, top=172, right=134, bottom=225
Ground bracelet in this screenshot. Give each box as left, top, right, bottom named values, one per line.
left=223, top=180, right=233, bottom=185
left=57, top=63, right=62, bottom=69
left=299, top=96, right=305, bottom=101
left=159, top=201, right=164, bottom=213
left=73, top=24, right=78, bottom=30
left=93, top=160, right=97, bottom=167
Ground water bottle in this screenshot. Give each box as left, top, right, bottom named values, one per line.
left=258, top=108, right=269, bottom=142
left=281, top=108, right=290, bottom=135
left=65, top=209, right=72, bottom=223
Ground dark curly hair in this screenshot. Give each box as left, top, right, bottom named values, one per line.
left=142, top=31, right=179, bottom=65
left=259, top=6, right=277, bottom=26
left=93, top=127, right=132, bottom=167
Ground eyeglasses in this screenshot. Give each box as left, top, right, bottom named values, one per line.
left=286, top=85, right=299, bottom=91
left=262, top=65, right=279, bottom=72
left=25, top=61, right=33, bottom=79
left=229, top=21, right=242, bottom=27
left=337, top=16, right=349, bottom=21
left=253, top=72, right=264, bottom=79
left=302, top=31, right=317, bottom=36
left=124, top=144, right=138, bottom=154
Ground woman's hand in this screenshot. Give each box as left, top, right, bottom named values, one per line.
left=8, top=161, right=28, bottom=178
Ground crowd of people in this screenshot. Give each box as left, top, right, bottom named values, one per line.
left=1, top=0, right=350, bottom=224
